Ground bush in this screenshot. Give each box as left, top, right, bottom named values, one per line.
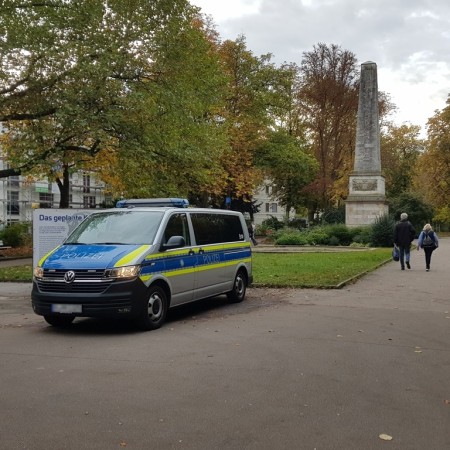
left=287, top=217, right=308, bottom=230
left=321, top=206, right=345, bottom=224
left=305, top=230, right=330, bottom=245
left=275, top=232, right=309, bottom=246
left=350, top=226, right=372, bottom=245
left=272, top=223, right=375, bottom=247
left=327, top=236, right=340, bottom=246
left=323, top=224, right=352, bottom=245
left=371, top=214, right=395, bottom=247
left=0, top=222, right=31, bottom=247
left=261, top=216, right=284, bottom=231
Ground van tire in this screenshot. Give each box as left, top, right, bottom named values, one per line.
left=137, top=285, right=168, bottom=331
left=227, top=270, right=247, bottom=303
left=44, top=315, right=75, bottom=327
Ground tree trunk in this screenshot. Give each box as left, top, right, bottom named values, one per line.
left=56, top=165, right=71, bottom=208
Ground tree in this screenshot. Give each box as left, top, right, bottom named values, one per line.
left=0, top=0, right=226, bottom=206
left=256, top=130, right=318, bottom=219
left=389, top=192, right=433, bottom=233
left=380, top=123, right=423, bottom=199
left=414, top=95, right=450, bottom=224
left=297, top=43, right=360, bottom=217
left=209, top=36, right=280, bottom=210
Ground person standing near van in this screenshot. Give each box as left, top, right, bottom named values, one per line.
left=393, top=212, right=416, bottom=270
left=248, top=223, right=258, bottom=246
left=417, top=223, right=439, bottom=271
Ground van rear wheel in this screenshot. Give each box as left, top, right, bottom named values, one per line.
left=227, top=270, right=247, bottom=303
left=137, top=285, right=168, bottom=331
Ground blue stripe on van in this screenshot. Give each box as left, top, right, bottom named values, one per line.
left=139, top=245, right=251, bottom=278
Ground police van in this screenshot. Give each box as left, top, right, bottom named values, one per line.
left=31, top=203, right=252, bottom=331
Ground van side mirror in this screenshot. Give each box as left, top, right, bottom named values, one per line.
left=160, top=235, right=186, bottom=251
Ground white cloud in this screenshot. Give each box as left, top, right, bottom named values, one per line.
left=191, top=0, right=450, bottom=137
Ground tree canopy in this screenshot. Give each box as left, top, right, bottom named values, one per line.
left=0, top=0, right=226, bottom=205
left=2, top=3, right=443, bottom=222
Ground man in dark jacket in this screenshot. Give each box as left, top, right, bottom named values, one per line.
left=394, top=212, right=416, bottom=270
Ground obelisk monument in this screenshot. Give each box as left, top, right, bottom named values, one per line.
left=345, top=61, right=388, bottom=227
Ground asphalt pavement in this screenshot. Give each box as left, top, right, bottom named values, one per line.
left=0, top=241, right=449, bottom=449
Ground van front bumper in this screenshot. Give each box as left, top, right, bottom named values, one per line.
left=31, top=277, right=148, bottom=319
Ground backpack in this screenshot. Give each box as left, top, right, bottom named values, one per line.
left=422, top=231, right=435, bottom=247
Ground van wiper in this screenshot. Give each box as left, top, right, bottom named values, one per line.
left=64, top=242, right=87, bottom=245
left=89, top=242, right=125, bottom=245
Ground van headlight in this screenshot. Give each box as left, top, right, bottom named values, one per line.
left=34, top=267, right=44, bottom=279
left=105, top=265, right=140, bottom=279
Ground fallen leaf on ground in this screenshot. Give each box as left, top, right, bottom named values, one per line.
left=379, top=434, right=393, bottom=441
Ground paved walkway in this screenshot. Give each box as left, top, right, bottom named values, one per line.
left=1, top=240, right=449, bottom=449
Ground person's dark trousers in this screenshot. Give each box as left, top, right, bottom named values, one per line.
left=398, top=245, right=411, bottom=269
left=424, top=247, right=435, bottom=270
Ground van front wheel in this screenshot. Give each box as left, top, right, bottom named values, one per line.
left=227, top=270, right=247, bottom=303
left=137, top=285, right=168, bottom=331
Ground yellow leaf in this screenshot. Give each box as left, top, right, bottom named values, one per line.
left=379, top=434, right=393, bottom=441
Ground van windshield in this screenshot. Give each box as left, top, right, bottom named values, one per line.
left=64, top=210, right=164, bottom=245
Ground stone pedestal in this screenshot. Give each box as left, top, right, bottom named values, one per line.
left=345, top=174, right=388, bottom=227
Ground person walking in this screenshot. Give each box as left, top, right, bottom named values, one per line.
left=393, top=212, right=416, bottom=270
left=248, top=223, right=258, bottom=246
left=417, top=223, right=439, bottom=271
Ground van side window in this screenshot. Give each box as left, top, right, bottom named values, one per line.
left=191, top=213, right=244, bottom=245
left=163, top=213, right=190, bottom=246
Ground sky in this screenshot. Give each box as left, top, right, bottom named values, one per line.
left=190, top=0, right=450, bottom=137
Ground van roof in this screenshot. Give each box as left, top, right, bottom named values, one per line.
left=115, top=198, right=189, bottom=208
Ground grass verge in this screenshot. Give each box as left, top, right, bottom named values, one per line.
left=0, top=265, right=33, bottom=282
left=252, top=248, right=391, bottom=288
left=0, top=248, right=392, bottom=287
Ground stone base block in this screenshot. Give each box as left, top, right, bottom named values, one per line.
left=345, top=200, right=388, bottom=227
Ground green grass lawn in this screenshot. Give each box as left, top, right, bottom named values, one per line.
left=0, top=248, right=392, bottom=288
left=252, top=248, right=392, bottom=288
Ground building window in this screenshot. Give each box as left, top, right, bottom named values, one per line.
left=83, top=175, right=91, bottom=194
left=9, top=175, right=20, bottom=188
left=39, top=192, right=54, bottom=208
left=83, top=195, right=96, bottom=208
left=265, top=202, right=278, bottom=213
left=265, top=185, right=272, bottom=196
left=7, top=191, right=20, bottom=215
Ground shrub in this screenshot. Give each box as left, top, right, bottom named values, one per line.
left=261, top=216, right=284, bottom=231
left=287, top=217, right=308, bottom=230
left=321, top=206, right=345, bottom=224
left=350, top=226, right=372, bottom=245
left=0, top=222, right=30, bottom=247
left=327, top=236, right=340, bottom=246
left=371, top=214, right=395, bottom=247
left=305, top=230, right=330, bottom=245
left=323, top=224, right=352, bottom=245
left=275, top=232, right=308, bottom=246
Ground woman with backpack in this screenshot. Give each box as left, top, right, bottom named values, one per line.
left=417, top=223, right=439, bottom=271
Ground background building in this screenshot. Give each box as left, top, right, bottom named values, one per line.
left=0, top=155, right=108, bottom=225
left=252, top=180, right=295, bottom=225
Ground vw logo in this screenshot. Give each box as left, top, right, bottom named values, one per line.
left=64, top=271, right=76, bottom=283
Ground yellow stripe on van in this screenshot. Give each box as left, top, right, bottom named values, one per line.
left=164, top=267, right=197, bottom=277
left=38, top=246, right=61, bottom=267
left=115, top=245, right=151, bottom=267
